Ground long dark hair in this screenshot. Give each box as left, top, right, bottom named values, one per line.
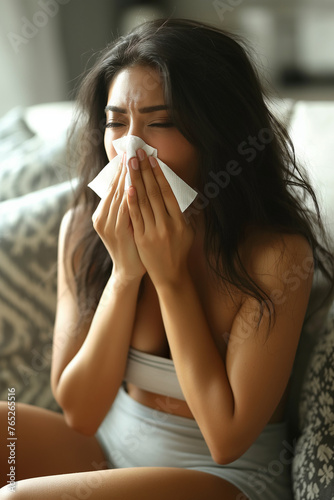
left=66, top=18, right=334, bottom=330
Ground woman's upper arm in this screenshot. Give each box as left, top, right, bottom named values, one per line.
left=50, top=208, right=91, bottom=398
left=225, top=233, right=314, bottom=447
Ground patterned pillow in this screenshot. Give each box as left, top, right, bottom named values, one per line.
left=292, top=304, right=334, bottom=499
left=0, top=180, right=76, bottom=411
left=0, top=107, right=72, bottom=202
left=0, top=107, right=34, bottom=154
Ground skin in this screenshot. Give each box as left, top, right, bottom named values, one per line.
left=0, top=65, right=314, bottom=499
left=104, top=66, right=199, bottom=187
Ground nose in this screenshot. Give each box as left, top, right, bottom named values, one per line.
left=127, top=119, right=145, bottom=142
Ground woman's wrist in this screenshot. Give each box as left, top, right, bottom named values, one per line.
left=109, top=267, right=144, bottom=291
left=154, top=266, right=193, bottom=298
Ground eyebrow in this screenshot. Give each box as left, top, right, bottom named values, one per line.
left=104, top=105, right=169, bottom=114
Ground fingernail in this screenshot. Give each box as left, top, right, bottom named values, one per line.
left=149, top=156, right=157, bottom=168
left=137, top=148, right=145, bottom=161
left=128, top=186, right=136, bottom=197
left=130, top=157, right=139, bottom=170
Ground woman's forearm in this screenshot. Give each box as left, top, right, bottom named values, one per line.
left=156, top=272, right=236, bottom=462
left=55, top=271, right=142, bottom=435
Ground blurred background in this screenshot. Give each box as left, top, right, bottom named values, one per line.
left=1, top=0, right=334, bottom=117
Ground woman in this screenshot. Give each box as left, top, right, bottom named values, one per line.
left=0, top=18, right=333, bottom=500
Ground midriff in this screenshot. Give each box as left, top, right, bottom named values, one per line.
left=126, top=381, right=289, bottom=424
left=126, top=382, right=194, bottom=419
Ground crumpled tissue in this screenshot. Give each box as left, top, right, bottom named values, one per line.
left=88, top=135, right=197, bottom=212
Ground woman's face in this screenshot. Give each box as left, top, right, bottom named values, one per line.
left=104, top=65, right=199, bottom=186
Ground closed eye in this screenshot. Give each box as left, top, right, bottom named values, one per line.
left=105, top=122, right=174, bottom=129
left=105, top=122, right=124, bottom=128
left=149, top=122, right=174, bottom=128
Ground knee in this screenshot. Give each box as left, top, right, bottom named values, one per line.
left=0, top=484, right=16, bottom=499
left=0, top=483, right=26, bottom=500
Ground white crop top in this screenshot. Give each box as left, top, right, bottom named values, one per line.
left=124, top=347, right=185, bottom=401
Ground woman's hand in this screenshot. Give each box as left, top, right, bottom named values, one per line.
left=92, top=156, right=146, bottom=282
left=127, top=149, right=194, bottom=290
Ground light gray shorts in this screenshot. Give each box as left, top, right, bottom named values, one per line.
left=96, top=386, right=293, bottom=500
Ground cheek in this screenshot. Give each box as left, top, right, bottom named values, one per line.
left=104, top=131, right=117, bottom=162
left=158, top=142, right=199, bottom=186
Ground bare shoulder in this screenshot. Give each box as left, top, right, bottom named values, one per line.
left=60, top=204, right=89, bottom=243
left=59, top=204, right=91, bottom=274
left=240, top=227, right=314, bottom=292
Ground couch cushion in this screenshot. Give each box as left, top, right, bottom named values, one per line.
left=286, top=101, right=334, bottom=438
left=0, top=105, right=74, bottom=201
left=289, top=101, right=334, bottom=244
left=292, top=303, right=334, bottom=499
left=0, top=107, right=35, bottom=155
left=0, top=180, right=76, bottom=410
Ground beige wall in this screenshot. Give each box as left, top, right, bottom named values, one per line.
left=1, top=0, right=334, bottom=118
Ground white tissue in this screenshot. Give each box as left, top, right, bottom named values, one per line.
left=88, top=135, right=197, bottom=212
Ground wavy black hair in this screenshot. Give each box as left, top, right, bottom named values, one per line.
left=66, top=18, right=334, bottom=330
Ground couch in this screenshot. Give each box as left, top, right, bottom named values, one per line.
left=0, top=99, right=333, bottom=499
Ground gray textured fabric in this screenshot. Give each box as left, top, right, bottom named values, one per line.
left=0, top=181, right=76, bottom=410
left=0, top=107, right=76, bottom=411
left=292, top=305, right=334, bottom=500
left=0, top=108, right=72, bottom=202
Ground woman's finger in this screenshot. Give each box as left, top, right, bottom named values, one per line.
left=135, top=150, right=182, bottom=223
left=147, top=156, right=181, bottom=220
left=127, top=185, right=144, bottom=237
left=134, top=150, right=169, bottom=221
left=110, top=162, right=127, bottom=211
left=92, top=160, right=124, bottom=228
left=128, top=151, right=156, bottom=228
